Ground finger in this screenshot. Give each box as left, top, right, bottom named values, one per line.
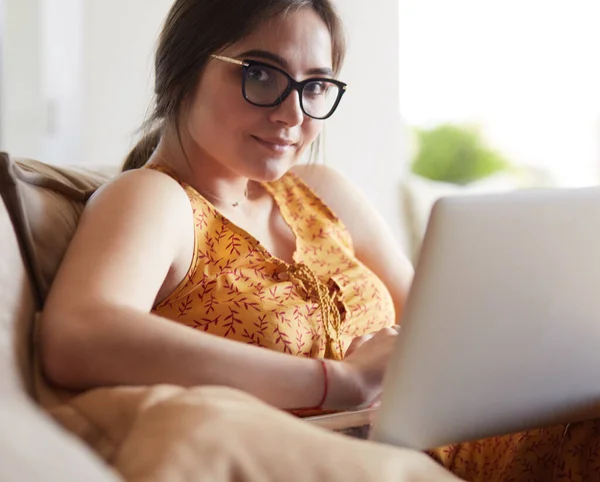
left=350, top=333, right=374, bottom=347
left=374, top=326, right=400, bottom=338
left=345, top=333, right=374, bottom=357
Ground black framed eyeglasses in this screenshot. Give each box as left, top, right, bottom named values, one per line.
left=211, top=54, right=348, bottom=120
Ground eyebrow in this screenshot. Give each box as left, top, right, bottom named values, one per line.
left=236, top=49, right=334, bottom=76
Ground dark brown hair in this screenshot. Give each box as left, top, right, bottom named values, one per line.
left=122, top=0, right=346, bottom=172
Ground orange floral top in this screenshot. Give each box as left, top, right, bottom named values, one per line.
left=147, top=164, right=395, bottom=361
left=430, top=419, right=600, bottom=482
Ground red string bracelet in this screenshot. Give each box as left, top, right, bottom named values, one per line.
left=315, top=359, right=329, bottom=409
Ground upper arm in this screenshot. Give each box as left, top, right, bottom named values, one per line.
left=292, top=164, right=414, bottom=321
left=43, top=169, right=194, bottom=319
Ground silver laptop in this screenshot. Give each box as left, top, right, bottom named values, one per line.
left=311, top=187, right=600, bottom=450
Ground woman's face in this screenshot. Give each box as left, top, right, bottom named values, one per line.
left=184, top=8, right=334, bottom=182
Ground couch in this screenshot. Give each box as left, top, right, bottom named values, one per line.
left=0, top=152, right=461, bottom=481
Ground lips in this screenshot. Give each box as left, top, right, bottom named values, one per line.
left=252, top=135, right=298, bottom=154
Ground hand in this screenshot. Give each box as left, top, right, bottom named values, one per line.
left=324, top=326, right=400, bottom=410
left=344, top=324, right=401, bottom=357
left=344, top=333, right=375, bottom=358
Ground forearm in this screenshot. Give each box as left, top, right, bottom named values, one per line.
left=40, top=305, right=359, bottom=410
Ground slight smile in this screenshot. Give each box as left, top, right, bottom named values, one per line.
left=252, top=136, right=297, bottom=154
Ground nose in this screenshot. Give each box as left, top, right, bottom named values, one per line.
left=270, top=89, right=304, bottom=127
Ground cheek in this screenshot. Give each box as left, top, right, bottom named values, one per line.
left=185, top=70, right=251, bottom=141
left=187, top=93, right=250, bottom=147
left=302, top=121, right=324, bottom=149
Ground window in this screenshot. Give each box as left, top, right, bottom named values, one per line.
left=400, top=0, right=600, bottom=188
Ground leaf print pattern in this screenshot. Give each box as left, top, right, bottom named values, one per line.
left=192, top=315, right=221, bottom=332
left=429, top=420, right=600, bottom=481
left=148, top=164, right=395, bottom=364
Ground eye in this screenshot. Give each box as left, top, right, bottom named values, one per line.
left=304, top=81, right=329, bottom=96
left=247, top=66, right=272, bottom=83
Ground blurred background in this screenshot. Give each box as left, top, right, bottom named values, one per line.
left=1, top=0, right=599, bottom=259
left=399, top=0, right=600, bottom=258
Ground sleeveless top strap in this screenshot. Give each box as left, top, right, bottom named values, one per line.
left=143, top=163, right=202, bottom=303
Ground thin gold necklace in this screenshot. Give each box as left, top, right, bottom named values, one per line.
left=201, top=186, right=249, bottom=208
left=152, top=154, right=250, bottom=207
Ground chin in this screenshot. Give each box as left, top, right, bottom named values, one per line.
left=235, top=135, right=304, bottom=182
left=242, top=155, right=299, bottom=183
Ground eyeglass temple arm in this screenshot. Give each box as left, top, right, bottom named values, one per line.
left=211, top=54, right=250, bottom=67
left=211, top=54, right=347, bottom=92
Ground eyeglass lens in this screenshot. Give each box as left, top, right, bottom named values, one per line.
left=244, top=63, right=341, bottom=119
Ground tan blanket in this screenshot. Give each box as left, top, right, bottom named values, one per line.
left=34, top=369, right=461, bottom=482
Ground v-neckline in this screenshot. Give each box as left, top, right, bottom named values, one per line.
left=185, top=174, right=302, bottom=268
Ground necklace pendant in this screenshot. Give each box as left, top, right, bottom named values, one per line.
left=232, top=201, right=239, bottom=208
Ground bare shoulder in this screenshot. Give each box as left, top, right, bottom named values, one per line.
left=42, top=166, right=196, bottom=321
left=88, top=167, right=191, bottom=216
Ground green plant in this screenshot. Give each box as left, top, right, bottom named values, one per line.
left=410, top=123, right=513, bottom=185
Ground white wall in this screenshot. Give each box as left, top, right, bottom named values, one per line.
left=1, top=0, right=171, bottom=166
left=82, top=0, right=171, bottom=166
left=1, top=0, right=45, bottom=159
left=41, top=0, right=84, bottom=165
left=327, top=0, right=408, bottom=246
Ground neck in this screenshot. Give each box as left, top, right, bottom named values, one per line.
left=149, top=127, right=252, bottom=208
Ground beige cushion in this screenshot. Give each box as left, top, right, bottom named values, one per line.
left=0, top=163, right=121, bottom=481
left=0, top=167, right=37, bottom=395
left=0, top=153, right=115, bottom=303
left=0, top=152, right=115, bottom=405
left=0, top=397, right=121, bottom=482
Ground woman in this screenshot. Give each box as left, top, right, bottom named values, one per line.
left=41, top=0, right=414, bottom=413
left=40, top=1, right=592, bottom=480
